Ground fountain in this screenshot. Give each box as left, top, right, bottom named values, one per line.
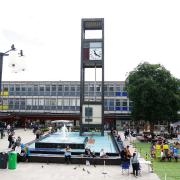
left=60, top=124, right=68, bottom=140
left=29, top=121, right=121, bottom=165
left=35, top=122, right=87, bottom=149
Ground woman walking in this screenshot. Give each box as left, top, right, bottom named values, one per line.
left=130, top=152, right=139, bottom=177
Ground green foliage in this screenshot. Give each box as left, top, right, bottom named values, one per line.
left=125, top=62, right=180, bottom=123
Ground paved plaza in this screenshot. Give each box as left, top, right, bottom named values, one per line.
left=0, top=129, right=160, bottom=180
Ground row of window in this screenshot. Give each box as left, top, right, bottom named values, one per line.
left=2, top=98, right=130, bottom=106
left=0, top=98, right=131, bottom=111
left=7, top=91, right=127, bottom=97
left=5, top=105, right=131, bottom=111
left=2, top=83, right=126, bottom=93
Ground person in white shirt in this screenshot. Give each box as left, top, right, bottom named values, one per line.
left=7, top=124, right=11, bottom=135
left=130, top=152, right=139, bottom=177
left=100, top=148, right=108, bottom=158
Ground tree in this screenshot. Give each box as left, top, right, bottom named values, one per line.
left=125, top=62, right=180, bottom=132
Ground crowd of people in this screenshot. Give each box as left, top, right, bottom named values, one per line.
left=150, top=141, right=179, bottom=162
left=0, top=123, right=30, bottom=163
left=1, top=121, right=179, bottom=178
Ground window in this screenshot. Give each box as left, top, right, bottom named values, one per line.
left=89, top=85, right=94, bottom=91
left=122, top=100, right=127, bottom=106
left=27, top=86, right=32, bottom=92
left=39, top=99, right=44, bottom=106
left=45, top=85, right=50, bottom=96
left=20, top=99, right=25, bottom=105
left=9, top=85, right=14, bottom=91
left=20, top=99, right=25, bottom=109
left=57, top=99, right=62, bottom=110
left=63, top=99, right=69, bottom=106
left=116, top=99, right=120, bottom=106
left=70, top=86, right=76, bottom=96
left=33, top=85, right=39, bottom=96
left=38, top=98, right=44, bottom=110
left=64, top=85, right=69, bottom=96
left=52, top=85, right=56, bottom=91
left=45, top=85, right=50, bottom=91
left=26, top=99, right=32, bottom=109
left=57, top=99, right=62, bottom=106
left=116, top=86, right=120, bottom=91
left=96, top=85, right=101, bottom=92
left=39, top=86, right=44, bottom=91
left=21, top=86, right=26, bottom=91
left=51, top=99, right=56, bottom=106
left=85, top=107, right=93, bottom=117
left=77, top=85, right=80, bottom=92
left=63, top=98, right=69, bottom=110
left=51, top=85, right=57, bottom=96
left=15, top=85, right=20, bottom=91
left=44, top=99, right=51, bottom=110
left=14, top=98, right=19, bottom=109
left=8, top=98, right=14, bottom=105
left=34, top=85, right=38, bottom=91
left=26, top=99, right=32, bottom=105
left=65, top=86, right=69, bottom=91
left=109, top=99, right=114, bottom=106
left=58, top=85, right=62, bottom=91
left=122, top=91, right=127, bottom=96
left=32, top=99, right=38, bottom=106
left=109, top=86, right=114, bottom=91
left=76, top=99, right=80, bottom=106
left=104, top=85, right=108, bottom=91
left=70, top=86, right=75, bottom=92
left=57, top=85, right=63, bottom=96
left=70, top=99, right=76, bottom=106
left=45, top=99, right=50, bottom=106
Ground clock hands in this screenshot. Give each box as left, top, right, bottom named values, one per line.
left=93, top=50, right=101, bottom=57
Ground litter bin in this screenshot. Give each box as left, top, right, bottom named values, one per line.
left=0, top=152, right=8, bottom=169
left=8, top=151, right=17, bottom=169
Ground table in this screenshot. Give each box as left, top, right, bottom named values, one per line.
left=138, top=158, right=152, bottom=173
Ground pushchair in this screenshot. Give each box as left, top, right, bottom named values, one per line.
left=121, top=161, right=130, bottom=175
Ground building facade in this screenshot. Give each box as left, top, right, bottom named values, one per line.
left=0, top=81, right=132, bottom=130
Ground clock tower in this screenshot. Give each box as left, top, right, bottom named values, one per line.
left=80, top=18, right=104, bottom=136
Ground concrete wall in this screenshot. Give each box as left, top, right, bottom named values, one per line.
left=82, top=104, right=102, bottom=124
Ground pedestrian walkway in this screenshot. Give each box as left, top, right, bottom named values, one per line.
left=0, top=129, right=36, bottom=152
left=0, top=129, right=160, bottom=180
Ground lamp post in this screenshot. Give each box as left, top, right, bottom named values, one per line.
left=0, top=44, right=23, bottom=92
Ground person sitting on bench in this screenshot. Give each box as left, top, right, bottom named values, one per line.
left=64, top=145, right=71, bottom=164
left=100, top=148, right=108, bottom=158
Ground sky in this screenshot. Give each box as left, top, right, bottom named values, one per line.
left=0, top=0, right=180, bottom=82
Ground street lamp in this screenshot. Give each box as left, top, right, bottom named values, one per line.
left=0, top=44, right=23, bottom=92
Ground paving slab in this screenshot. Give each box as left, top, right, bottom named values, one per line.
left=0, top=129, right=160, bottom=180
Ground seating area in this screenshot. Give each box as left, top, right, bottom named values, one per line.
left=26, top=153, right=121, bottom=165
left=111, top=130, right=124, bottom=152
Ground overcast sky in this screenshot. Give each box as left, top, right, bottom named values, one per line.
left=0, top=0, right=180, bottom=82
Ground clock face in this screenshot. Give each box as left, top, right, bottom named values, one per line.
left=89, top=48, right=102, bottom=60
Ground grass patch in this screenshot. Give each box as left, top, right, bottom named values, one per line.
left=133, top=141, right=180, bottom=180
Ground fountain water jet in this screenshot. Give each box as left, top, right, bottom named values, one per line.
left=60, top=124, right=68, bottom=140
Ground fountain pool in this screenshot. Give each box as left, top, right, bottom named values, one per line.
left=28, top=131, right=116, bottom=153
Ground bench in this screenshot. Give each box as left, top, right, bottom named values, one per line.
left=26, top=153, right=121, bottom=165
